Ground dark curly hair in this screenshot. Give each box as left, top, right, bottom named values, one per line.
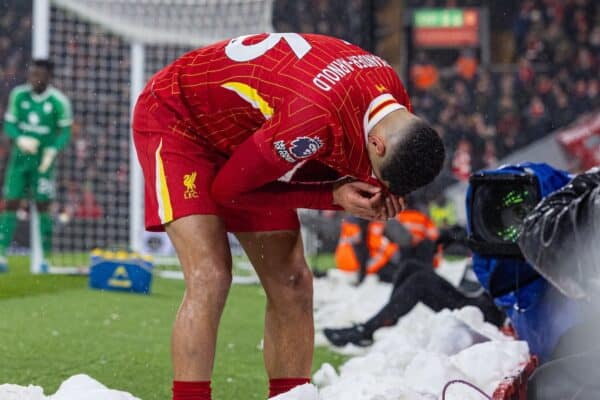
left=380, top=119, right=445, bottom=196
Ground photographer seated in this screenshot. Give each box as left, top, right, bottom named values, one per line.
left=324, top=208, right=504, bottom=347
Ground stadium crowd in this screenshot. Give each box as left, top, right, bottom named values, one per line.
left=409, top=0, right=600, bottom=181
left=0, top=0, right=598, bottom=240
left=273, top=0, right=375, bottom=53
left=0, top=4, right=31, bottom=190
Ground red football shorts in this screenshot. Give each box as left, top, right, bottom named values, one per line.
left=132, top=91, right=299, bottom=233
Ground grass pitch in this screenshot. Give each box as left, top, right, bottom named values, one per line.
left=0, top=255, right=343, bottom=399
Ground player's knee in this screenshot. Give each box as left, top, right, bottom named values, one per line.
left=185, top=263, right=232, bottom=298
left=270, top=262, right=313, bottom=308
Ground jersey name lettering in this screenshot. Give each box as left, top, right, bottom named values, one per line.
left=313, top=55, right=392, bottom=92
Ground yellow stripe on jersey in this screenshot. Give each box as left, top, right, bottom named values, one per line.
left=221, top=82, right=274, bottom=120
left=155, top=139, right=173, bottom=223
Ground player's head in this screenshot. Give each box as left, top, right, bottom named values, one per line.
left=368, top=109, right=445, bottom=196
left=28, top=59, right=54, bottom=93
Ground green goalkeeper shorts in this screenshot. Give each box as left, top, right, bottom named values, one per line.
left=2, top=151, right=55, bottom=202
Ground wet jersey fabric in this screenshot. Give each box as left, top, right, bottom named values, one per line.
left=133, top=33, right=412, bottom=213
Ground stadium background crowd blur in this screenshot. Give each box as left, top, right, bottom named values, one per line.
left=0, top=0, right=598, bottom=241
left=0, top=2, right=31, bottom=189
left=409, top=0, right=599, bottom=182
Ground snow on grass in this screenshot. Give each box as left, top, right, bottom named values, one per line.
left=0, top=375, right=139, bottom=400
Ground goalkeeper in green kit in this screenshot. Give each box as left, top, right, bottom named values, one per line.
left=0, top=60, right=72, bottom=273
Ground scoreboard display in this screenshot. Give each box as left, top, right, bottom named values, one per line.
left=413, top=8, right=480, bottom=47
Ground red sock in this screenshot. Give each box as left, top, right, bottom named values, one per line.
left=268, top=378, right=311, bottom=398
left=172, top=380, right=211, bottom=400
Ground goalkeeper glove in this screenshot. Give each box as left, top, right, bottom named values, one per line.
left=16, top=136, right=40, bottom=154
left=38, top=148, right=58, bottom=173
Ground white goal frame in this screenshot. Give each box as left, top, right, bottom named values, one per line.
left=29, top=0, right=276, bottom=273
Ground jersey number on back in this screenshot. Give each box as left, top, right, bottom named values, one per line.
left=225, top=33, right=311, bottom=62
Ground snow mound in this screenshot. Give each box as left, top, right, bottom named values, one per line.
left=0, top=385, right=45, bottom=400
left=270, top=383, right=319, bottom=400
left=0, top=374, right=140, bottom=400
left=313, top=272, right=531, bottom=400
left=313, top=270, right=392, bottom=330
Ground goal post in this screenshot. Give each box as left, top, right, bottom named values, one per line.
left=31, top=0, right=275, bottom=273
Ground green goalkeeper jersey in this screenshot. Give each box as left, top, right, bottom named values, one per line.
left=3, top=84, right=72, bottom=152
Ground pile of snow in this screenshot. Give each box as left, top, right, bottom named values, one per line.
left=312, top=270, right=531, bottom=400
left=271, top=384, right=320, bottom=400
left=313, top=269, right=393, bottom=331
left=0, top=375, right=139, bottom=400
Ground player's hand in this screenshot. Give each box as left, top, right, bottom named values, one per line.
left=370, top=192, right=405, bottom=221
left=332, top=180, right=386, bottom=220
left=382, top=194, right=405, bottom=220
left=16, top=136, right=40, bottom=154
left=38, top=148, right=58, bottom=173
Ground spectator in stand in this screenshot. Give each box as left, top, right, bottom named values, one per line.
left=473, top=69, right=497, bottom=122
left=551, top=85, right=576, bottom=129
left=411, top=51, right=439, bottom=92
left=588, top=78, right=600, bottom=110
left=455, top=48, right=479, bottom=83
left=525, top=95, right=551, bottom=141
left=572, top=79, right=591, bottom=115
left=573, top=46, right=596, bottom=80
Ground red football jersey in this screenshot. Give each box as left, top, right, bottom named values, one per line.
left=139, top=33, right=412, bottom=209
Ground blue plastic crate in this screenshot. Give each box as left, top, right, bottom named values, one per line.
left=89, top=251, right=153, bottom=294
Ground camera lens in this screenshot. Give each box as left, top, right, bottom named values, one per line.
left=472, top=183, right=538, bottom=244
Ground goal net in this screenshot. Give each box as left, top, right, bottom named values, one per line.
left=41, top=0, right=275, bottom=275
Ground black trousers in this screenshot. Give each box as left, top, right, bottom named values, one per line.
left=363, top=259, right=505, bottom=334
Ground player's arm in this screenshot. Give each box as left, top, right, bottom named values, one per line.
left=3, top=88, right=22, bottom=139
left=210, top=113, right=384, bottom=217
left=211, top=114, right=340, bottom=210
left=3, top=88, right=40, bottom=154
left=51, top=94, right=73, bottom=151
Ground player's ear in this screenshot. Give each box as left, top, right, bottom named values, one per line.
left=368, top=134, right=386, bottom=157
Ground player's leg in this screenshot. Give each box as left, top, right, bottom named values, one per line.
left=35, top=167, right=56, bottom=268
left=35, top=201, right=52, bottom=269
left=0, top=155, right=28, bottom=271
left=235, top=222, right=314, bottom=397
left=133, top=95, right=235, bottom=399
left=0, top=199, right=19, bottom=273
left=166, top=214, right=232, bottom=381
